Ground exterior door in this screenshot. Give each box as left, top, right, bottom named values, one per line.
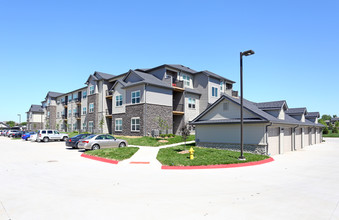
left=268, top=127, right=280, bottom=155
left=284, top=128, right=292, bottom=153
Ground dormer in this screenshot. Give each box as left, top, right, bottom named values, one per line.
left=286, top=108, right=308, bottom=122
left=305, top=112, right=320, bottom=124
left=254, top=100, right=288, bottom=120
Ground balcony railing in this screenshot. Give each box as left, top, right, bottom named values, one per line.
left=106, top=90, right=113, bottom=97
left=74, top=97, right=81, bottom=103
left=172, top=80, right=184, bottom=89
left=62, top=101, right=68, bottom=105
left=62, top=115, right=67, bottom=119
left=74, top=113, right=80, bottom=118
left=173, top=104, right=184, bottom=112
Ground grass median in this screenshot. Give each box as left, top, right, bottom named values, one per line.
left=115, top=135, right=195, bottom=147
left=84, top=147, right=139, bottom=161
left=157, top=144, right=270, bottom=166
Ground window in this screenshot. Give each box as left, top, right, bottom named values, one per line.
left=57, top=112, right=60, bottom=118
left=68, top=109, right=72, bottom=117
left=83, top=107, right=87, bottom=115
left=73, top=123, right=77, bottom=131
left=61, top=97, right=65, bottom=103
left=188, top=98, right=196, bottom=109
left=68, top=94, right=72, bottom=102
left=212, top=87, right=218, bottom=97
left=47, top=130, right=53, bottom=134
left=90, top=85, right=95, bottom=95
left=115, top=118, right=122, bottom=131
left=182, top=74, right=190, bottom=86
left=88, top=121, right=94, bottom=133
left=73, top=93, right=78, bottom=101
left=47, top=111, right=50, bottom=117
left=220, top=81, right=223, bottom=91
left=116, top=95, right=123, bottom=106
left=82, top=123, right=86, bottom=131
left=89, top=103, right=94, bottom=113
left=61, top=124, right=64, bottom=130
left=105, top=135, right=115, bottom=139
left=82, top=90, right=87, bottom=98
left=131, top=117, right=140, bottom=132
left=131, top=91, right=140, bottom=104
left=96, top=135, right=105, bottom=140
left=54, top=131, right=59, bottom=134
left=73, top=108, right=77, bottom=116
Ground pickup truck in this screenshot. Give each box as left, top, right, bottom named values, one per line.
left=36, top=130, right=69, bottom=142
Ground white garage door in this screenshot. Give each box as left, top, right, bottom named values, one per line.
left=304, top=128, right=310, bottom=147
left=284, top=128, right=292, bottom=153
left=295, top=128, right=302, bottom=150
left=316, top=128, right=321, bottom=143
left=268, top=127, right=280, bottom=155
left=313, top=128, right=317, bottom=144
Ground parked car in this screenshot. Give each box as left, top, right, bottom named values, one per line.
left=29, top=133, right=38, bottom=142
left=12, top=131, right=25, bottom=138
left=7, top=130, right=19, bottom=137
left=78, top=134, right=128, bottom=150
left=36, top=130, right=69, bottom=142
left=22, top=132, right=36, bottom=141
left=65, top=133, right=92, bottom=149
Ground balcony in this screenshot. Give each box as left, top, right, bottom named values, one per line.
left=106, top=90, right=113, bottom=99
left=74, top=98, right=81, bottom=105
left=74, top=113, right=81, bottom=120
left=172, top=80, right=184, bottom=92
left=62, top=115, right=67, bottom=120
left=105, top=109, right=112, bottom=118
left=173, top=104, right=184, bottom=115
left=62, top=101, right=68, bottom=107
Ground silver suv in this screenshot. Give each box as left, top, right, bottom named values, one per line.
left=36, top=130, right=68, bottom=142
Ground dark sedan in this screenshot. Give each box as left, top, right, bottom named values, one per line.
left=65, top=134, right=92, bottom=149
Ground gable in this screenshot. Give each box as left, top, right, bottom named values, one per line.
left=124, top=71, right=143, bottom=83
left=200, top=99, right=258, bottom=121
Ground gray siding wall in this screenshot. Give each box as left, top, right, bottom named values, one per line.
left=125, top=71, right=142, bottom=83
left=145, top=85, right=172, bottom=106
left=149, top=67, right=166, bottom=80
left=125, top=85, right=145, bottom=104
left=193, top=73, right=209, bottom=112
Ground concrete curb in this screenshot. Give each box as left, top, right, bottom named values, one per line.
left=161, top=157, right=274, bottom=170
left=81, top=153, right=119, bottom=164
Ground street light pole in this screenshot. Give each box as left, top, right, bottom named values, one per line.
left=17, top=114, right=21, bottom=124
left=239, top=50, right=255, bottom=161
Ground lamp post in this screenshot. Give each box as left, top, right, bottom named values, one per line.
left=17, top=114, right=21, bottom=124
left=239, top=50, right=255, bottom=161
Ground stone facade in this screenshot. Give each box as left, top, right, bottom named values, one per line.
left=112, top=103, right=144, bottom=136
left=87, top=94, right=99, bottom=133
left=46, top=106, right=57, bottom=129
left=145, top=104, right=173, bottom=135
left=27, top=122, right=43, bottom=130
left=196, top=142, right=267, bottom=155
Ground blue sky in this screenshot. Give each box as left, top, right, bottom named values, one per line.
left=1, top=0, right=338, bottom=122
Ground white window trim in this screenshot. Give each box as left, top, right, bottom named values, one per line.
left=90, top=85, right=95, bottom=95
left=188, top=97, right=196, bottom=109
left=131, top=90, right=141, bottom=104
left=88, top=121, right=94, bottom=133
left=115, top=118, right=122, bottom=131
left=83, top=107, right=87, bottom=115
left=116, top=95, right=123, bottom=107
left=89, top=103, right=94, bottom=113
left=212, top=87, right=218, bottom=97
left=131, top=117, right=140, bottom=132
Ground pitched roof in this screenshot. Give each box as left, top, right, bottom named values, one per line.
left=122, top=70, right=172, bottom=89
left=305, top=112, right=320, bottom=118
left=286, top=108, right=307, bottom=115
left=94, top=71, right=115, bottom=80
left=331, top=117, right=339, bottom=122
left=29, top=104, right=44, bottom=113
left=45, top=91, right=64, bottom=99
left=191, top=94, right=324, bottom=127
left=254, top=100, right=288, bottom=110
left=198, top=70, right=235, bottom=83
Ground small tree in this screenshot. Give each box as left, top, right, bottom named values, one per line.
left=333, top=115, right=337, bottom=118
left=6, top=121, right=15, bottom=128
left=180, top=123, right=190, bottom=150
left=318, top=119, right=327, bottom=126
left=329, top=123, right=334, bottom=131
left=155, top=117, right=169, bottom=135
left=335, top=121, right=339, bottom=128
left=323, top=127, right=329, bottom=134
left=333, top=127, right=338, bottom=134
left=33, top=123, right=37, bottom=130
left=99, top=118, right=104, bottom=133
left=321, top=114, right=332, bottom=121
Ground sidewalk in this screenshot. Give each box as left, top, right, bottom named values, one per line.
left=118, top=140, right=195, bottom=168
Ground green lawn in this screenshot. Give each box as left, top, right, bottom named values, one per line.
left=84, top=147, right=139, bottom=161
left=115, top=135, right=195, bottom=147
left=323, top=130, right=339, bottom=137
left=157, top=144, right=270, bottom=166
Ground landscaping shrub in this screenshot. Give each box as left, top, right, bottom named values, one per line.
left=323, top=127, right=329, bottom=134
left=332, top=127, right=338, bottom=133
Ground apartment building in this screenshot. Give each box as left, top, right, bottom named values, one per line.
left=27, top=64, right=235, bottom=135
left=26, top=104, right=45, bottom=130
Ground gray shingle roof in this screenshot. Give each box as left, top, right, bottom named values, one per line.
left=122, top=70, right=172, bottom=89
left=286, top=108, right=307, bottom=115
left=185, top=87, right=202, bottom=95
left=166, top=64, right=197, bottom=74
left=95, top=71, right=115, bottom=80
left=46, top=91, right=64, bottom=99
left=254, top=100, right=287, bottom=110
left=29, top=104, right=44, bottom=113
left=199, top=70, right=235, bottom=83
left=305, top=112, right=320, bottom=118
left=191, top=94, right=324, bottom=127
left=331, top=117, right=339, bottom=122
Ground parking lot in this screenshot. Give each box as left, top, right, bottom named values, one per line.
left=0, top=137, right=339, bottom=220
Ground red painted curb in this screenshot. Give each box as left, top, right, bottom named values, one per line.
left=161, top=157, right=274, bottom=170
left=81, top=153, right=119, bottom=164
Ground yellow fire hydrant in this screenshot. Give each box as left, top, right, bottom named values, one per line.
left=189, top=147, right=195, bottom=160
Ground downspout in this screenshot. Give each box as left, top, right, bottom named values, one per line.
left=293, top=124, right=299, bottom=151
left=144, top=84, right=147, bottom=136
left=265, top=122, right=273, bottom=156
